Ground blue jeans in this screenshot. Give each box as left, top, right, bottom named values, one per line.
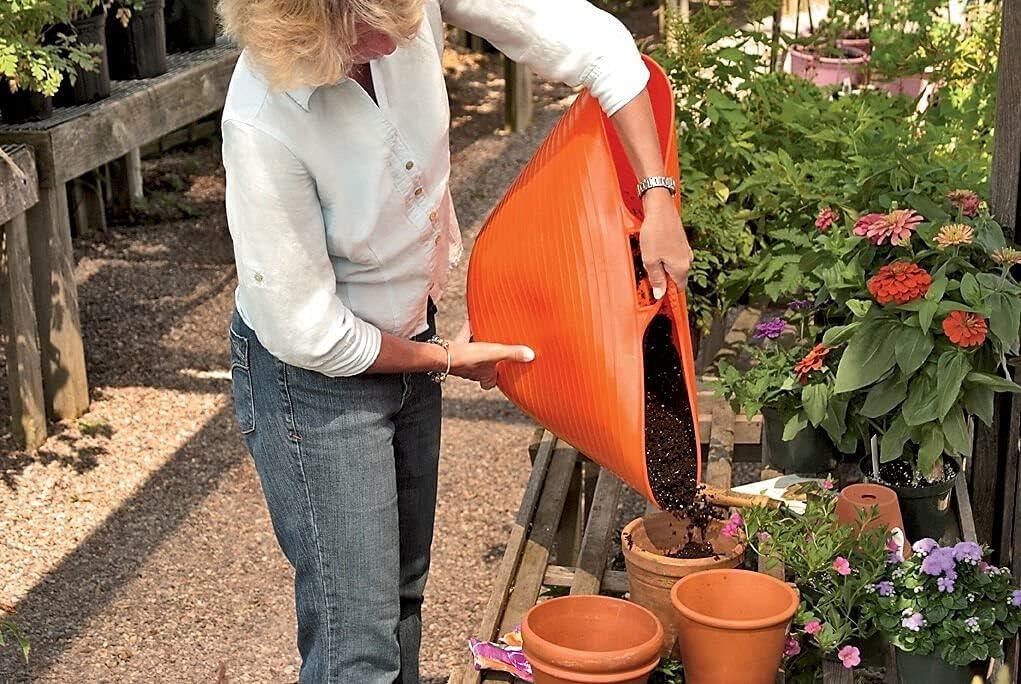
left=229, top=309, right=441, bottom=683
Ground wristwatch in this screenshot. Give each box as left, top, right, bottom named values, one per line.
left=637, top=176, right=677, bottom=198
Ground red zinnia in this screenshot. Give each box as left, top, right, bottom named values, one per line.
left=867, top=262, right=932, bottom=305
left=942, top=311, right=988, bottom=347
left=794, top=344, right=832, bottom=384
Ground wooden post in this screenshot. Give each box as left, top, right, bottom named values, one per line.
left=67, top=171, right=107, bottom=238
left=107, top=148, right=144, bottom=214
left=0, top=215, right=48, bottom=449
left=503, top=57, right=533, bottom=133
left=25, top=183, right=90, bottom=420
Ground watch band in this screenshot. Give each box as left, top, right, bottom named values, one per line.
left=637, top=176, right=677, bottom=198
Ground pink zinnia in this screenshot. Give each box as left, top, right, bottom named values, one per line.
left=804, top=620, right=823, bottom=636
left=838, top=645, right=861, bottom=669
left=815, top=206, right=839, bottom=232
left=833, top=557, right=851, bottom=576
left=947, top=189, right=982, bottom=217
left=854, top=209, right=923, bottom=246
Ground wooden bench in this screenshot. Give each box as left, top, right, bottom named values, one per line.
left=0, top=145, right=46, bottom=450
left=0, top=42, right=240, bottom=423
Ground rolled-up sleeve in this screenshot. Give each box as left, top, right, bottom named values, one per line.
left=222, top=120, right=382, bottom=376
left=440, top=0, right=649, bottom=116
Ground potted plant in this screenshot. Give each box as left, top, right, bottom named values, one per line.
left=815, top=192, right=1021, bottom=540
left=868, top=538, right=1021, bottom=683
left=55, top=0, right=112, bottom=105
left=716, top=302, right=847, bottom=474
left=164, top=0, right=217, bottom=52
left=621, top=489, right=744, bottom=657
left=742, top=482, right=890, bottom=673
left=0, top=3, right=101, bottom=122
left=788, top=37, right=868, bottom=89
left=105, top=0, right=167, bottom=80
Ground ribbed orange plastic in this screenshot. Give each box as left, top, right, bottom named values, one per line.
left=466, top=56, right=701, bottom=506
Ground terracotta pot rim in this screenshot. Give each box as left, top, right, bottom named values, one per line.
left=671, top=569, right=799, bottom=631
left=621, top=515, right=746, bottom=571
left=522, top=595, right=664, bottom=673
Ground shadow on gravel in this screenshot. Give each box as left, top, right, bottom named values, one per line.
left=442, top=396, right=534, bottom=427
left=0, top=406, right=243, bottom=681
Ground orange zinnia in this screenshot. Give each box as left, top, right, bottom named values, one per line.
left=867, top=262, right=932, bottom=305
left=794, top=344, right=832, bottom=384
left=942, top=311, right=988, bottom=347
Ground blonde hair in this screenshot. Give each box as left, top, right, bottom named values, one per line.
left=219, top=0, right=423, bottom=91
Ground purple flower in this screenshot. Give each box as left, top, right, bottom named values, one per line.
left=921, top=548, right=956, bottom=577
left=1012, top=590, right=1021, bottom=607
left=937, top=576, right=956, bottom=593
left=965, top=617, right=980, bottom=632
left=784, top=635, right=801, bottom=657
left=953, top=541, right=983, bottom=564
left=902, top=612, right=925, bottom=632
left=912, top=538, right=938, bottom=556
left=757, top=531, right=772, bottom=543
left=876, top=581, right=894, bottom=597
left=838, top=645, right=861, bottom=669
left=787, top=299, right=814, bottom=312
left=754, top=318, right=787, bottom=340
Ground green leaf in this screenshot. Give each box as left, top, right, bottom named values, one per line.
left=847, top=299, right=873, bottom=318
left=834, top=320, right=898, bottom=393
left=919, top=299, right=939, bottom=330
left=783, top=413, right=808, bottom=441
left=822, top=322, right=861, bottom=346
left=881, top=415, right=911, bottom=463
left=902, top=372, right=941, bottom=426
left=942, top=406, right=971, bottom=458
left=964, top=384, right=995, bottom=426
left=965, top=372, right=1021, bottom=393
left=803, top=383, right=831, bottom=427
left=894, top=326, right=934, bottom=376
left=987, top=291, right=1021, bottom=354
left=917, top=426, right=945, bottom=478
left=861, top=373, right=909, bottom=418
left=935, top=351, right=971, bottom=420
left=960, top=273, right=981, bottom=307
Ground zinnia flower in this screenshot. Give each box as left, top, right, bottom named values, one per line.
left=754, top=318, right=787, bottom=340
left=854, top=209, right=923, bottom=246
left=816, top=206, right=839, bottom=232
left=942, top=311, right=988, bottom=347
left=784, top=635, right=802, bottom=657
left=933, top=223, right=974, bottom=248
left=794, top=344, right=832, bottom=384
left=804, top=620, right=823, bottom=636
left=947, top=189, right=982, bottom=217
left=833, top=557, right=852, bottom=576
left=991, top=247, right=1021, bottom=266
left=902, top=612, right=925, bottom=631
left=913, top=538, right=938, bottom=556
left=867, top=262, right=932, bottom=305
left=838, top=645, right=861, bottom=669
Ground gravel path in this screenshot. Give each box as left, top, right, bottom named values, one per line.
left=0, top=49, right=573, bottom=683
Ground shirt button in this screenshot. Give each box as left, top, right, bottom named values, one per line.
left=405, top=161, right=414, bottom=170
left=415, top=187, right=424, bottom=197
left=429, top=211, right=438, bottom=222
left=434, top=233, right=441, bottom=245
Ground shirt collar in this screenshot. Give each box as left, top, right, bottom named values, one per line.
left=285, top=85, right=318, bottom=112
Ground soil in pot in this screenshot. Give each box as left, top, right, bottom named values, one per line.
left=863, top=457, right=960, bottom=542
left=761, top=407, right=836, bottom=475
left=165, top=0, right=218, bottom=52
left=622, top=510, right=744, bottom=658
left=522, top=595, right=663, bottom=684
left=106, top=0, right=169, bottom=80
left=789, top=45, right=868, bottom=87
left=671, top=569, right=798, bottom=684
left=0, top=87, right=54, bottom=124
left=55, top=9, right=112, bottom=106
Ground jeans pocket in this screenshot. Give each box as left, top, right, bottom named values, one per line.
left=229, top=326, right=256, bottom=434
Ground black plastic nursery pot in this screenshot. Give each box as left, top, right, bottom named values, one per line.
left=895, top=650, right=982, bottom=684
left=761, top=408, right=836, bottom=475
left=863, top=456, right=960, bottom=542
left=164, top=0, right=218, bottom=52
left=56, top=10, right=112, bottom=106
left=106, top=0, right=169, bottom=80
left=0, top=87, right=54, bottom=124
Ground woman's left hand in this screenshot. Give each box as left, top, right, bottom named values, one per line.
left=639, top=190, right=693, bottom=299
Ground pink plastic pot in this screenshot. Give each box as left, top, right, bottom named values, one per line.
left=789, top=46, right=868, bottom=87
left=873, top=74, right=926, bottom=98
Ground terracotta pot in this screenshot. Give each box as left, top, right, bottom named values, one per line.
left=836, top=483, right=910, bottom=557
left=622, top=514, right=744, bottom=658
left=671, top=569, right=798, bottom=684
left=522, top=595, right=663, bottom=684
left=789, top=45, right=868, bottom=87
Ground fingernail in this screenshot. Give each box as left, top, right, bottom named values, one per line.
left=652, top=286, right=665, bottom=300
left=523, top=347, right=535, bottom=362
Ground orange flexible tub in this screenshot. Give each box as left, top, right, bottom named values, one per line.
left=466, top=56, right=701, bottom=508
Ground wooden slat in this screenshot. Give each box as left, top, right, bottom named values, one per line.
left=543, top=565, right=629, bottom=595
left=705, top=402, right=735, bottom=490
left=0, top=146, right=38, bottom=224
left=954, top=472, right=978, bottom=543
left=570, top=468, right=623, bottom=596
left=107, top=148, right=144, bottom=213
left=991, top=0, right=1021, bottom=236
left=503, top=58, right=533, bottom=132
left=0, top=213, right=47, bottom=449
left=822, top=658, right=853, bottom=683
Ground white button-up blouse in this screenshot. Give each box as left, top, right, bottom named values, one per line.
left=222, top=0, right=650, bottom=376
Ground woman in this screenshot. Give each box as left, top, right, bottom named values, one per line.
left=218, top=1, right=693, bottom=681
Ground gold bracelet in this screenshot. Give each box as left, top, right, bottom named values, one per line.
left=427, top=336, right=451, bottom=383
